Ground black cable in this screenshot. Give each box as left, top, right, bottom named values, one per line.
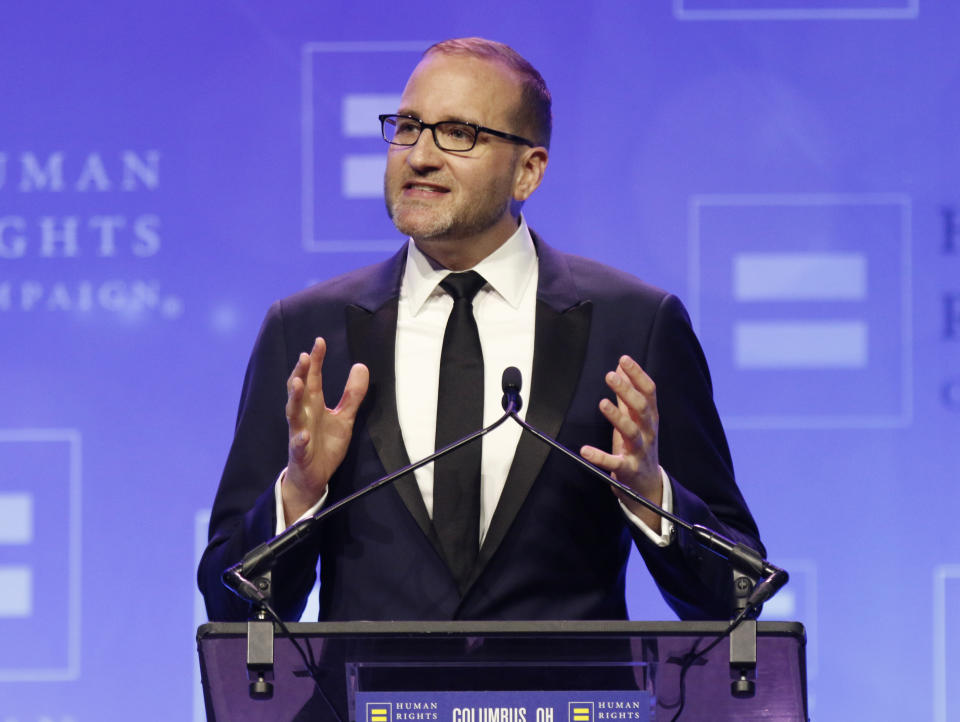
left=256, top=601, right=345, bottom=722
left=666, top=605, right=753, bottom=722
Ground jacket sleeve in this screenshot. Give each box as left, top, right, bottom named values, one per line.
left=630, top=293, right=764, bottom=620
left=197, top=301, right=319, bottom=622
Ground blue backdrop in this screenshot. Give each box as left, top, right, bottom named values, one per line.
left=1, top=1, right=957, bottom=720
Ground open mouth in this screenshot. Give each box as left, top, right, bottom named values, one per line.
left=403, top=181, right=450, bottom=195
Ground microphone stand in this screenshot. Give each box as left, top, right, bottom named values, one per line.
left=499, top=368, right=788, bottom=698
left=221, top=364, right=788, bottom=702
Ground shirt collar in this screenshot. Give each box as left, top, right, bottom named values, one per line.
left=401, top=215, right=538, bottom=315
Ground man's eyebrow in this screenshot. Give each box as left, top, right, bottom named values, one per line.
left=395, top=109, right=484, bottom=126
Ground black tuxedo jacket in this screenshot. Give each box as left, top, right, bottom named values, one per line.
left=198, top=236, right=762, bottom=622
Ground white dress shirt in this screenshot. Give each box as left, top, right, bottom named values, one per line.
left=395, top=217, right=538, bottom=545
left=276, top=216, right=673, bottom=546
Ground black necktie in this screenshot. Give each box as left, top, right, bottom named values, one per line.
left=433, top=270, right=486, bottom=591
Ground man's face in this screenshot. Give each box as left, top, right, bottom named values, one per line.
left=384, top=53, right=528, bottom=264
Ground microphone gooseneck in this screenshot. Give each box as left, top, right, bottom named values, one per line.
left=498, top=366, right=788, bottom=613
left=224, top=378, right=519, bottom=605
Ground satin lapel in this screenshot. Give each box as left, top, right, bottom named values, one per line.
left=346, top=300, right=436, bottom=544
left=468, top=296, right=593, bottom=587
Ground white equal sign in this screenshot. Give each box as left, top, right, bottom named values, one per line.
left=733, top=252, right=868, bottom=369
left=0, top=492, right=34, bottom=617
left=341, top=93, right=401, bottom=199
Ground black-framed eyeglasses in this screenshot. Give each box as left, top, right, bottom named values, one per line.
left=379, top=114, right=535, bottom=152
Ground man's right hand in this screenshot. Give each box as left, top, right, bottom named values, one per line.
left=282, top=337, right=369, bottom=524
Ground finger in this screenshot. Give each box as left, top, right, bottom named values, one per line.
left=580, top=444, right=618, bottom=471
left=618, top=355, right=657, bottom=403
left=306, top=337, right=327, bottom=393
left=605, top=370, right=649, bottom=419
left=580, top=444, right=633, bottom=476
left=607, top=364, right=659, bottom=436
left=334, top=363, right=370, bottom=418
left=599, top=397, right=642, bottom=443
left=285, top=376, right=306, bottom=425
left=604, top=375, right=657, bottom=447
left=286, top=351, right=310, bottom=394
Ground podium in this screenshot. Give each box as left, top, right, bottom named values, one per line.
left=197, top=621, right=807, bottom=722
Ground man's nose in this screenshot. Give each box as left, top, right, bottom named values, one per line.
left=405, top=127, right=444, bottom=169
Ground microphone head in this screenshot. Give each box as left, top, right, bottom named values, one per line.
left=501, top=366, right=522, bottom=393
left=501, top=367, right=523, bottom=412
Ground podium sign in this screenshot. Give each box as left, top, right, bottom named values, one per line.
left=354, top=691, right=653, bottom=722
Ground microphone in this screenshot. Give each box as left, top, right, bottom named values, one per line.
left=501, top=366, right=523, bottom=412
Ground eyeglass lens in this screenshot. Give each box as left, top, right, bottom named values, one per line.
left=383, top=116, right=478, bottom=151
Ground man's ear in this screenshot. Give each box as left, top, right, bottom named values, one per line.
left=513, top=146, right=549, bottom=202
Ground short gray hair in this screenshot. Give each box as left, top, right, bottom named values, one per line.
left=424, top=37, right=552, bottom=149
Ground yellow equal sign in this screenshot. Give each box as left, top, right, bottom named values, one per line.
left=370, top=707, right=389, bottom=722
left=571, top=706, right=591, bottom=722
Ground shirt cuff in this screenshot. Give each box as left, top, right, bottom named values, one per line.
left=274, top=468, right=329, bottom=535
left=618, top=466, right=674, bottom=548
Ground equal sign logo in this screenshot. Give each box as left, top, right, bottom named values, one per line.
left=0, top=492, right=33, bottom=618
left=0, top=429, right=81, bottom=682
left=301, top=42, right=425, bottom=253
left=366, top=702, right=392, bottom=722
left=733, top=252, right=867, bottom=370
left=568, top=702, right=594, bottom=722
left=690, top=194, right=912, bottom=428
left=340, top=93, right=401, bottom=200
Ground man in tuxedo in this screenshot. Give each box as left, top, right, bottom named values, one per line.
left=198, top=37, right=762, bottom=623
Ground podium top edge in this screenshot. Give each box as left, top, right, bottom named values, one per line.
left=196, top=619, right=805, bottom=642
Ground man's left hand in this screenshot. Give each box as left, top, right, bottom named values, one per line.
left=580, top=354, right=664, bottom=532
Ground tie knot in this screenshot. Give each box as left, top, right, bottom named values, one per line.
left=440, top=271, right=486, bottom=303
